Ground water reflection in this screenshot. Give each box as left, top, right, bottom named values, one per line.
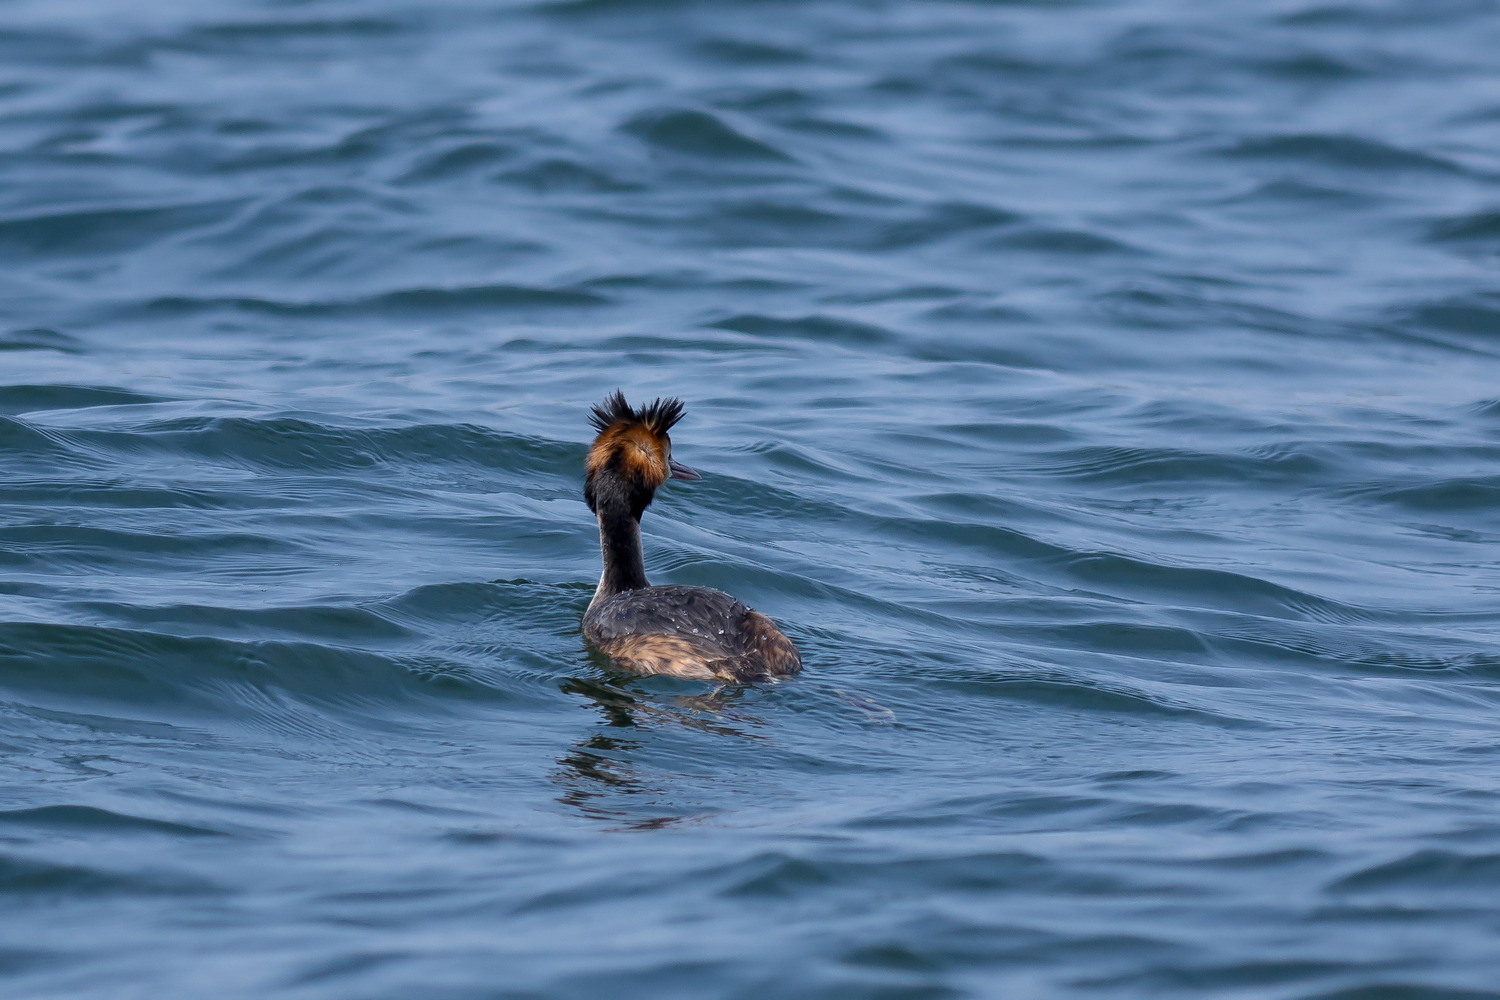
left=552, top=672, right=764, bottom=828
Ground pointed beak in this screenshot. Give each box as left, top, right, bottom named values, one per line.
left=669, top=458, right=700, bottom=481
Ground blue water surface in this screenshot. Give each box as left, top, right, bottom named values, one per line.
left=2, top=0, right=1500, bottom=997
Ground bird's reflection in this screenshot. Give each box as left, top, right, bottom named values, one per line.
left=552, top=669, right=765, bottom=828
left=560, top=675, right=639, bottom=729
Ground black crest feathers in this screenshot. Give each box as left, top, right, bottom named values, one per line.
left=588, top=390, right=685, bottom=437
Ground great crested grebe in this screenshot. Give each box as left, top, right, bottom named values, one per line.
left=581, top=391, right=801, bottom=682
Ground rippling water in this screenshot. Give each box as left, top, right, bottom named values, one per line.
left=3, top=0, right=1500, bottom=996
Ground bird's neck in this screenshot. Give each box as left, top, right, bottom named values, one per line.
left=591, top=505, right=649, bottom=606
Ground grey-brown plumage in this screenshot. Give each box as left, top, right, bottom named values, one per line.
left=580, top=392, right=801, bottom=683
left=584, top=585, right=801, bottom=682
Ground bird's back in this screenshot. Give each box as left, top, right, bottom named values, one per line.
left=583, top=584, right=801, bottom=681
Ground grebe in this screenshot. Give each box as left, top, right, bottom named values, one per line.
left=581, top=391, right=801, bottom=682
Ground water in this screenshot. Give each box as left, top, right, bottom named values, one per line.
left=2, top=0, right=1499, bottom=995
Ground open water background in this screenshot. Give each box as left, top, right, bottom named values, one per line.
left=2, top=0, right=1500, bottom=996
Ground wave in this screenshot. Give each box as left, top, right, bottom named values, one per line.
left=1028, top=443, right=1327, bottom=485
left=1300, top=985, right=1500, bottom=1000
left=1396, top=294, right=1500, bottom=341
left=1330, top=849, right=1500, bottom=894
left=694, top=37, right=807, bottom=66
left=707, top=312, right=897, bottom=347
left=56, top=416, right=569, bottom=473
left=1429, top=210, right=1500, bottom=244
left=1094, top=285, right=1319, bottom=334
left=0, top=805, right=224, bottom=838
left=990, top=227, right=1138, bottom=255
left=0, top=853, right=215, bottom=898
left=180, top=17, right=405, bottom=46
left=0, top=385, right=169, bottom=415
left=931, top=671, right=1255, bottom=727
left=138, top=283, right=607, bottom=318
left=710, top=846, right=1149, bottom=899
left=396, top=140, right=519, bottom=184
left=69, top=600, right=414, bottom=644
left=497, top=158, right=640, bottom=193
left=0, top=329, right=84, bottom=354
left=0, top=201, right=243, bottom=259
left=622, top=108, right=793, bottom=162
left=0, top=416, right=105, bottom=475
left=1217, top=134, right=1462, bottom=173
left=1365, top=476, right=1500, bottom=512
left=0, top=620, right=513, bottom=719
left=668, top=196, right=1022, bottom=252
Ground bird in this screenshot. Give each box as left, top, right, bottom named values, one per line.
left=580, top=390, right=801, bottom=682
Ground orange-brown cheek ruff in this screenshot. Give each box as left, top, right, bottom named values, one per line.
left=585, top=424, right=670, bottom=492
